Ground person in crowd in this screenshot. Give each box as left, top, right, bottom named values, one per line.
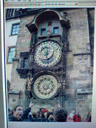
left=86, top=112, right=91, bottom=122
left=53, top=108, right=67, bottom=122
left=67, top=110, right=75, bottom=122
left=42, top=108, right=48, bottom=120
left=73, top=111, right=81, bottom=122
left=48, top=114, right=55, bottom=122
left=42, top=108, right=47, bottom=114
left=9, top=102, right=33, bottom=121
left=46, top=109, right=53, bottom=120
left=8, top=108, right=13, bottom=120
left=39, top=108, right=47, bottom=122
left=28, top=112, right=40, bottom=122
left=29, top=108, right=47, bottom=122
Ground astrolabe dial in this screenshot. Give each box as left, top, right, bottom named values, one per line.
left=34, top=41, right=62, bottom=67
left=33, top=75, right=58, bottom=99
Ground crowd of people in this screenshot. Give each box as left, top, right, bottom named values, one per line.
left=8, top=102, right=91, bottom=122
left=67, top=110, right=91, bottom=122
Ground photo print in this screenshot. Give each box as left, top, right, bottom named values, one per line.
left=5, top=8, right=94, bottom=122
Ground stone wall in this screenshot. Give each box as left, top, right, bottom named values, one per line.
left=64, top=9, right=93, bottom=121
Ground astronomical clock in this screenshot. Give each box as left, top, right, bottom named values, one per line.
left=17, top=9, right=70, bottom=107
left=34, top=41, right=62, bottom=67
left=33, top=74, right=59, bottom=99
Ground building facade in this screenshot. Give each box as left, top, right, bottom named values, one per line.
left=5, top=9, right=20, bottom=89
left=6, top=8, right=94, bottom=121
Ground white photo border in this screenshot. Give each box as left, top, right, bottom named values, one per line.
left=1, top=2, right=96, bottom=128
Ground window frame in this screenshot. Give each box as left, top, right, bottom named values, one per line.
left=53, top=27, right=59, bottom=34
left=41, top=28, right=46, bottom=36
left=11, top=23, right=20, bottom=36
left=7, top=46, right=16, bottom=64
left=23, top=57, right=29, bottom=69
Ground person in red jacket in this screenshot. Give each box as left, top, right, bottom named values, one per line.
left=73, top=112, right=81, bottom=122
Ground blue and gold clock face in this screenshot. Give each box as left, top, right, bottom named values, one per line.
left=33, top=75, right=58, bottom=99
left=34, top=41, right=62, bottom=67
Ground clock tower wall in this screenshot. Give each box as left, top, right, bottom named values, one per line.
left=65, top=9, right=93, bottom=120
